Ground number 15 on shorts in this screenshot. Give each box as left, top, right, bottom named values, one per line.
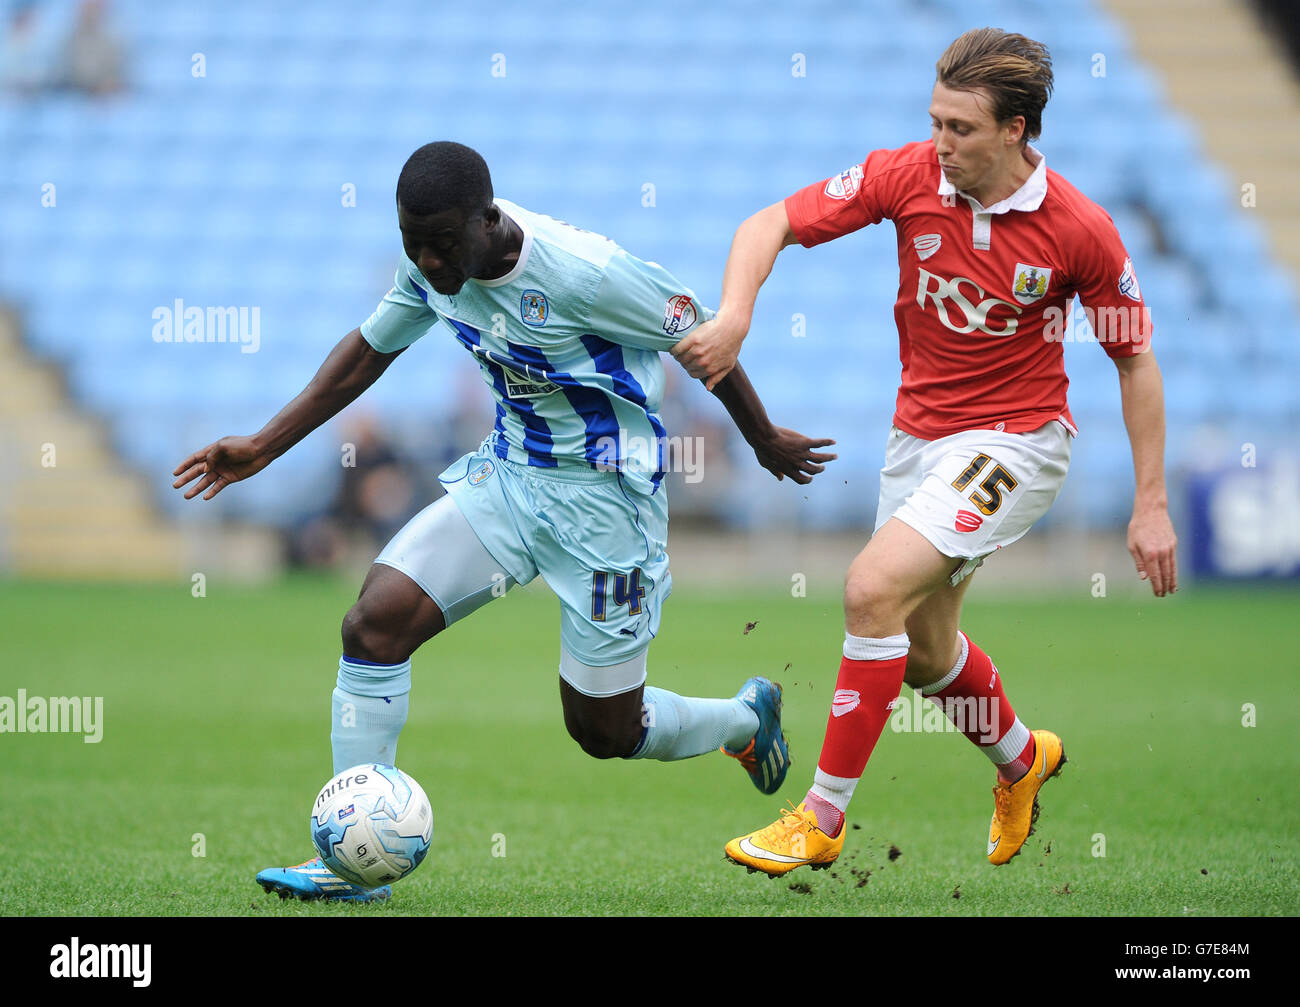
left=951, top=453, right=1019, bottom=516
left=592, top=569, right=645, bottom=622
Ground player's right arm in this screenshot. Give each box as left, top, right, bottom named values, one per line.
left=671, top=200, right=797, bottom=390
left=173, top=262, right=432, bottom=501
left=171, top=329, right=404, bottom=500
left=675, top=152, right=899, bottom=390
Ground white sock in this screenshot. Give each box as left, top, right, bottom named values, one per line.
left=806, top=768, right=856, bottom=835
left=331, top=657, right=412, bottom=773
left=628, top=686, right=758, bottom=761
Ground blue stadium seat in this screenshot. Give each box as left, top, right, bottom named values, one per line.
left=2, top=0, right=1296, bottom=530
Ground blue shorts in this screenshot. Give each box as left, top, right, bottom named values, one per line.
left=377, top=440, right=671, bottom=672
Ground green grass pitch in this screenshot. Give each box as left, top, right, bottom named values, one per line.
left=1, top=575, right=1297, bottom=916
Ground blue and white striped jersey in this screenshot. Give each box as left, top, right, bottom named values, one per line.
left=361, top=199, right=712, bottom=496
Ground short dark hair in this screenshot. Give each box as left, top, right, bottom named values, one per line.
left=396, top=141, right=493, bottom=217
left=936, top=29, right=1054, bottom=143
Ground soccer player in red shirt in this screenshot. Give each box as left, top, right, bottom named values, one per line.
left=674, top=28, right=1178, bottom=874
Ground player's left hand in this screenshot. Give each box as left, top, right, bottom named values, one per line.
left=1127, top=501, right=1177, bottom=596
left=749, top=427, right=837, bottom=484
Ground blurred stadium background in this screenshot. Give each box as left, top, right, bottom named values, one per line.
left=2, top=0, right=1298, bottom=589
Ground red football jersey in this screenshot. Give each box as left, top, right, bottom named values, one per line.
left=784, top=141, right=1152, bottom=439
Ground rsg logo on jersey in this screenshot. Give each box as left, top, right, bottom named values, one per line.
left=916, top=268, right=1022, bottom=336
left=662, top=294, right=698, bottom=335
left=824, top=163, right=864, bottom=201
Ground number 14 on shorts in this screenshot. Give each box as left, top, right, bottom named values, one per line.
left=591, top=569, right=645, bottom=621
left=951, top=453, right=1019, bottom=516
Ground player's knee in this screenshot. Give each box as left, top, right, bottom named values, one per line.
left=843, top=573, right=899, bottom=626
left=340, top=603, right=410, bottom=666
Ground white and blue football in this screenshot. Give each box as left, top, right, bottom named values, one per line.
left=310, top=764, right=433, bottom=888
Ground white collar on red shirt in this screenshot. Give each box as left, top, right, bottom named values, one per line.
left=937, top=144, right=1047, bottom=214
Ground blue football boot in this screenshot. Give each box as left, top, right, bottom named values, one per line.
left=720, top=676, right=790, bottom=794
left=256, top=857, right=392, bottom=903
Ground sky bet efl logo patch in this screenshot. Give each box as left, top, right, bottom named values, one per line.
left=662, top=294, right=697, bottom=335
left=824, top=163, right=864, bottom=200
left=1118, top=257, right=1142, bottom=301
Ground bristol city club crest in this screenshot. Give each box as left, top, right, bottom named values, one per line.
left=520, top=289, right=549, bottom=327
left=662, top=294, right=698, bottom=336
left=1011, top=262, right=1052, bottom=305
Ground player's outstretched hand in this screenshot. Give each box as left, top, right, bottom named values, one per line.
left=171, top=435, right=271, bottom=501
left=750, top=427, right=837, bottom=484
left=672, top=313, right=748, bottom=391
left=1127, top=502, right=1177, bottom=596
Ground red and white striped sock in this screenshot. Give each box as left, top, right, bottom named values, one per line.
left=919, top=632, right=1034, bottom=783
left=805, top=631, right=909, bottom=837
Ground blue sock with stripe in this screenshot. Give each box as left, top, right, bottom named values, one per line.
left=331, top=657, right=411, bottom=774
left=628, top=686, right=758, bottom=761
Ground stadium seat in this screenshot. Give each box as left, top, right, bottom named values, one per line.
left=2, top=0, right=1295, bottom=529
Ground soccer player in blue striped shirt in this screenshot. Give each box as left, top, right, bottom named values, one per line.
left=173, top=142, right=835, bottom=901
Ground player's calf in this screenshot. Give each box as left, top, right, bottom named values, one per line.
left=558, top=649, right=760, bottom=764
left=559, top=676, right=645, bottom=759
left=917, top=632, right=1036, bottom=781
left=331, top=566, right=444, bottom=773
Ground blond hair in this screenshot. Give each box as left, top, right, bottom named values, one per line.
left=936, top=28, right=1054, bottom=142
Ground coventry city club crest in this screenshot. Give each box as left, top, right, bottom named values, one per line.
left=468, top=460, right=495, bottom=486
left=1011, top=262, right=1052, bottom=305
left=520, top=289, right=549, bottom=327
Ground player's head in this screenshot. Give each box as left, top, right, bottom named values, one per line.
left=396, top=141, right=502, bottom=295
left=929, top=28, right=1053, bottom=194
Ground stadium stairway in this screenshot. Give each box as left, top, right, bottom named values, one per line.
left=0, top=307, right=279, bottom=580
left=1102, top=0, right=1300, bottom=280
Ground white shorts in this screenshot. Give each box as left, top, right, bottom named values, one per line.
left=874, top=420, right=1072, bottom=585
